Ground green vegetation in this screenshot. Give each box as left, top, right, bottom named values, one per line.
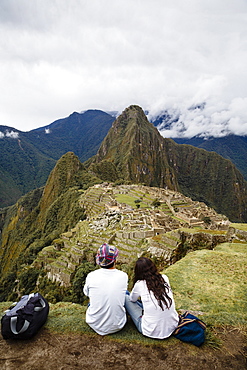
left=0, top=111, right=114, bottom=208
left=115, top=194, right=148, bottom=208
left=1, top=241, right=245, bottom=348
left=0, top=153, right=99, bottom=300
left=71, top=262, right=96, bottom=303
left=89, top=160, right=119, bottom=182
left=2, top=106, right=247, bottom=224
left=174, top=135, right=247, bottom=181
left=0, top=132, right=57, bottom=208
left=18, top=268, right=40, bottom=294
left=0, top=105, right=247, bottom=351
left=230, top=223, right=247, bottom=231
left=165, top=243, right=247, bottom=327
left=175, top=144, right=247, bottom=222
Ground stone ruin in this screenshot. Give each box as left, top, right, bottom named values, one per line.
left=35, top=184, right=235, bottom=287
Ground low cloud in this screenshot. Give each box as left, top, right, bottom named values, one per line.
left=5, top=130, right=19, bottom=139
left=0, top=1, right=247, bottom=136
left=152, top=97, right=247, bottom=139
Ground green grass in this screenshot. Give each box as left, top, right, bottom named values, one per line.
left=230, top=223, right=247, bottom=231
left=178, top=227, right=227, bottom=235
left=0, top=300, right=178, bottom=347
left=1, top=242, right=246, bottom=348
left=164, top=242, right=247, bottom=327
left=0, top=299, right=220, bottom=348
left=115, top=194, right=150, bottom=209
left=197, top=230, right=226, bottom=235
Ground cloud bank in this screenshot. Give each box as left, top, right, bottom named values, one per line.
left=0, top=0, right=247, bottom=136
left=150, top=97, right=247, bottom=138
left=0, top=130, right=19, bottom=139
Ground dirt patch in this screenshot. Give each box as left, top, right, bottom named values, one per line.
left=0, top=328, right=246, bottom=370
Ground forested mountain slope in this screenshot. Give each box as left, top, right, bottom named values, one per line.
left=0, top=110, right=114, bottom=207
left=173, top=135, right=247, bottom=181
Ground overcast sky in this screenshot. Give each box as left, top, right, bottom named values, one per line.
left=1, top=0, right=247, bottom=138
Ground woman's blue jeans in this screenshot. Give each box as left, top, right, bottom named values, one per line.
left=125, top=292, right=143, bottom=333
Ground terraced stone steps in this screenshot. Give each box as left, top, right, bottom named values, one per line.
left=35, top=184, right=230, bottom=287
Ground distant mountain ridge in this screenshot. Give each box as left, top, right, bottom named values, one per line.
left=31, top=109, right=115, bottom=162
left=0, top=126, right=56, bottom=207
left=0, top=110, right=115, bottom=207
left=150, top=112, right=247, bottom=181
left=171, top=135, right=247, bottom=181
left=1, top=105, right=247, bottom=209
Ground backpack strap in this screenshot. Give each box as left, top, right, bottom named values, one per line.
left=173, top=311, right=206, bottom=335
left=34, top=297, right=46, bottom=312
left=28, top=293, right=47, bottom=312
left=10, top=317, right=30, bottom=335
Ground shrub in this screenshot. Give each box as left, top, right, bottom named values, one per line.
left=0, top=271, right=17, bottom=301
left=152, top=199, right=161, bottom=208
left=71, top=261, right=97, bottom=304
left=18, top=268, right=40, bottom=294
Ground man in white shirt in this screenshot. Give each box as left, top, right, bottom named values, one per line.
left=83, top=243, right=128, bottom=335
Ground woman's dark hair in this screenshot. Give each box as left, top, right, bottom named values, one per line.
left=133, top=257, right=172, bottom=310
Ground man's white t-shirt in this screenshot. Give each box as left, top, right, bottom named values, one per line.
left=83, top=268, right=128, bottom=335
left=130, top=274, right=179, bottom=339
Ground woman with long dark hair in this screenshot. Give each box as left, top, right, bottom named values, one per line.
left=125, top=257, right=179, bottom=339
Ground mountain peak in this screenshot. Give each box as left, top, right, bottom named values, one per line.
left=112, top=105, right=152, bottom=132
left=90, top=105, right=178, bottom=190
left=95, top=105, right=162, bottom=164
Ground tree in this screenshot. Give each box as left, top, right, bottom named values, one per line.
left=72, top=262, right=96, bottom=303
left=134, top=199, right=141, bottom=208
left=152, top=199, right=161, bottom=208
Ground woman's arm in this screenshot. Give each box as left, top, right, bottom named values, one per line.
left=129, top=282, right=141, bottom=302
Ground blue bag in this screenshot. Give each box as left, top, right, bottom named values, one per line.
left=173, top=311, right=206, bottom=346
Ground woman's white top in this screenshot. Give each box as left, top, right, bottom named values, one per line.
left=130, top=274, right=179, bottom=339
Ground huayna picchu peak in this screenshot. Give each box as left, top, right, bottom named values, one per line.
left=92, top=105, right=179, bottom=191
left=89, top=105, right=247, bottom=222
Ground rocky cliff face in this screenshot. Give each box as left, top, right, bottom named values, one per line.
left=91, top=105, right=247, bottom=222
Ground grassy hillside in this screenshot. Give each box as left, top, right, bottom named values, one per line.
left=0, top=153, right=103, bottom=299
left=0, top=184, right=246, bottom=370
left=1, top=242, right=245, bottom=347
left=165, top=243, right=247, bottom=327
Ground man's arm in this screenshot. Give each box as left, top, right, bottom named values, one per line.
left=83, top=275, right=90, bottom=297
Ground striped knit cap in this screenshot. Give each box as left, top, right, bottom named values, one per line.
left=96, top=243, right=119, bottom=267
